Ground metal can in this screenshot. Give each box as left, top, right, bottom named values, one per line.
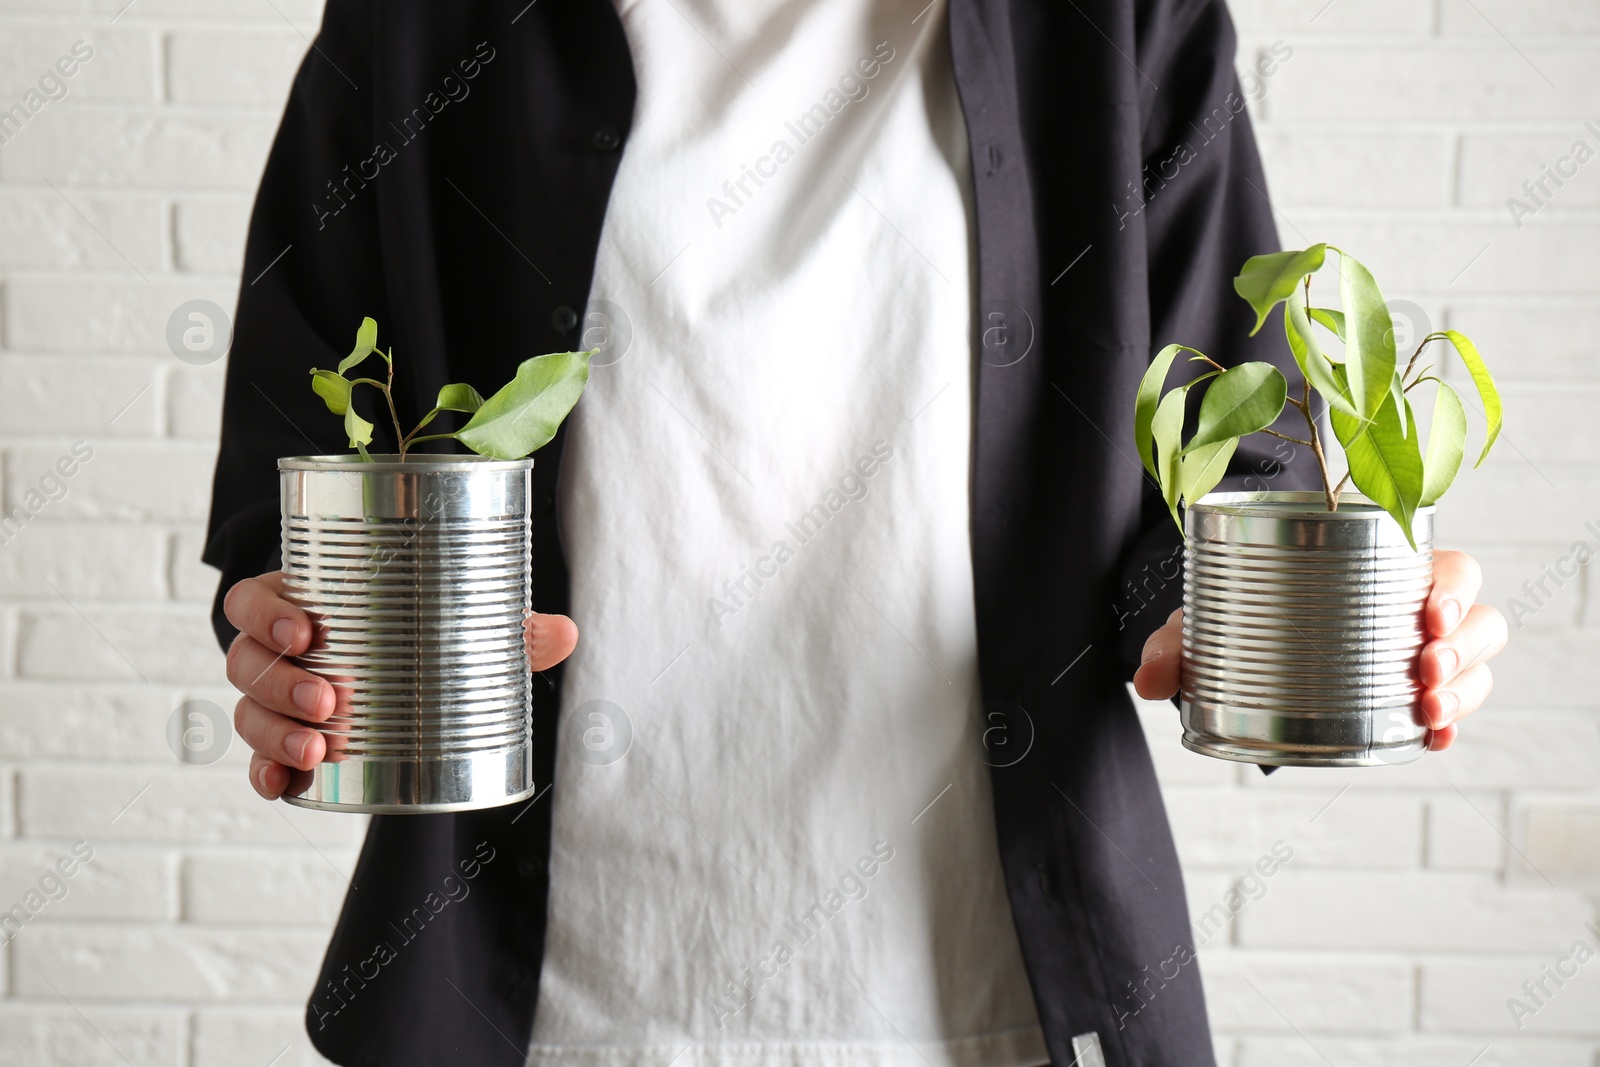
left=1180, top=491, right=1435, bottom=767
left=278, top=455, right=536, bottom=811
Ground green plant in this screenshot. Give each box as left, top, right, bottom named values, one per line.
left=310, top=317, right=593, bottom=460
left=1134, top=245, right=1502, bottom=548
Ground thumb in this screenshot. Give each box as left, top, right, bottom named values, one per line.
left=525, top=612, right=579, bottom=672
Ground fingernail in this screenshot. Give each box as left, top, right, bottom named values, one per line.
left=272, top=618, right=297, bottom=651
left=285, top=729, right=316, bottom=765
left=1435, top=646, right=1459, bottom=680
left=293, top=681, right=323, bottom=716
left=256, top=762, right=271, bottom=794
left=1141, top=646, right=1163, bottom=666
left=1439, top=599, right=1461, bottom=634
left=1433, top=690, right=1459, bottom=727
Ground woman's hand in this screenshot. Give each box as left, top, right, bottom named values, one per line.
left=223, top=571, right=579, bottom=799
left=1131, top=550, right=1508, bottom=751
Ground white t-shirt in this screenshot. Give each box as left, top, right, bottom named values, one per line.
left=529, top=0, right=1047, bottom=1063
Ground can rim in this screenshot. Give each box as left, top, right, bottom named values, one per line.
left=1189, top=490, right=1437, bottom=520
left=280, top=454, right=535, bottom=472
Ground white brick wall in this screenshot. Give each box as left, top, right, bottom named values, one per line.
left=0, top=2, right=1594, bottom=1065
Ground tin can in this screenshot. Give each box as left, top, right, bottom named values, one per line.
left=277, top=455, right=536, bottom=811
left=1180, top=491, right=1435, bottom=767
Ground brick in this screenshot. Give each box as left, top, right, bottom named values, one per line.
left=1460, top=132, right=1600, bottom=213
left=1438, top=466, right=1600, bottom=547
left=0, top=27, right=157, bottom=103
left=0, top=109, right=276, bottom=189
left=170, top=526, right=220, bottom=602
left=13, top=923, right=329, bottom=1001
left=0, top=522, right=166, bottom=600
left=1421, top=956, right=1600, bottom=1035
left=0, top=767, right=12, bottom=838
left=185, top=848, right=356, bottom=924
left=1280, top=217, right=1600, bottom=296
left=1235, top=1036, right=1595, bottom=1067
left=0, top=356, right=161, bottom=436
left=1167, top=788, right=1420, bottom=870
left=1442, top=302, right=1600, bottom=382
left=1272, top=46, right=1600, bottom=121
left=1439, top=0, right=1600, bottom=35
left=1235, top=871, right=1589, bottom=950
left=1470, top=384, right=1600, bottom=463
left=173, top=195, right=251, bottom=275
left=168, top=362, right=226, bottom=438
left=193, top=1009, right=334, bottom=1067
left=4, top=441, right=218, bottom=522
left=1481, top=629, right=1600, bottom=709
left=1204, top=956, right=1410, bottom=1034
left=167, top=30, right=308, bottom=107
left=1427, top=792, right=1507, bottom=871
left=0, top=190, right=164, bottom=272
left=16, top=605, right=225, bottom=682
left=1256, top=128, right=1452, bottom=208
left=17, top=768, right=360, bottom=846
left=1472, top=544, right=1585, bottom=633
left=0, top=683, right=175, bottom=761
left=0, top=1006, right=184, bottom=1067
left=0, top=842, right=174, bottom=921
left=1229, top=0, right=1433, bottom=35
left=1518, top=803, right=1600, bottom=877
left=3, top=278, right=237, bottom=353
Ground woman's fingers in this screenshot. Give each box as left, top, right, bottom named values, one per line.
left=250, top=753, right=290, bottom=800
left=1427, top=550, right=1483, bottom=638
left=1132, top=609, right=1183, bottom=700
left=1421, top=602, right=1508, bottom=690
left=223, top=571, right=314, bottom=656
left=234, top=694, right=326, bottom=771
left=1421, top=662, right=1493, bottom=730
left=225, top=634, right=333, bottom=722
left=526, top=612, right=579, bottom=672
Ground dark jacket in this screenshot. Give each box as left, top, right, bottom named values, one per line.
left=203, top=0, right=1312, bottom=1063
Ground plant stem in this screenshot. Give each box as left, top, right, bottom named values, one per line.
left=1262, top=428, right=1314, bottom=447
left=383, top=351, right=406, bottom=458
left=1297, top=377, right=1339, bottom=511
left=1401, top=333, right=1443, bottom=387
left=404, top=433, right=459, bottom=447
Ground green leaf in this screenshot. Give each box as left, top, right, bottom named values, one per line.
left=344, top=404, right=374, bottom=452
left=1442, top=330, right=1502, bottom=467
left=1152, top=386, right=1189, bottom=533
left=1336, top=250, right=1397, bottom=424
left=1233, top=244, right=1327, bottom=336
left=455, top=350, right=592, bottom=460
left=1182, top=361, right=1288, bottom=454
left=436, top=383, right=485, bottom=414
left=310, top=369, right=351, bottom=415
left=1419, top=378, right=1466, bottom=508
left=1286, top=295, right=1361, bottom=420
left=1330, top=391, right=1424, bottom=549
left=1180, top=437, right=1238, bottom=510
left=337, top=317, right=380, bottom=375
left=1391, top=372, right=1409, bottom=439
left=1136, top=344, right=1185, bottom=479
left=1308, top=307, right=1345, bottom=342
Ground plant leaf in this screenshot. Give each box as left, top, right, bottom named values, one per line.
left=1308, top=307, right=1345, bottom=342
left=1337, top=250, right=1397, bottom=423
left=1419, top=378, right=1466, bottom=507
left=1136, top=344, right=1184, bottom=479
left=1330, top=391, right=1423, bottom=549
left=344, top=404, right=374, bottom=452
left=1391, top=371, right=1409, bottom=439
left=1182, top=361, right=1288, bottom=454
left=455, top=350, right=592, bottom=460
left=1152, top=386, right=1189, bottom=533
left=436, top=383, right=486, bottom=414
left=1442, top=329, right=1502, bottom=466
left=310, top=369, right=351, bottom=415
left=1180, top=436, right=1238, bottom=510
left=1233, top=244, right=1327, bottom=336
left=337, top=317, right=380, bottom=375
left=1286, top=295, right=1361, bottom=420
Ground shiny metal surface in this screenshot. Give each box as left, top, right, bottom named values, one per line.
left=1180, top=491, right=1435, bottom=767
left=278, top=455, right=536, bottom=812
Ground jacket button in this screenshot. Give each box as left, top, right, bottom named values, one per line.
left=590, top=125, right=621, bottom=151
left=551, top=305, right=578, bottom=332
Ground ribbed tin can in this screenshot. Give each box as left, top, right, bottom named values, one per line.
left=1180, top=491, right=1435, bottom=768
left=277, top=455, right=536, bottom=812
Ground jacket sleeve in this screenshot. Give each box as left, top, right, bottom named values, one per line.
left=1113, top=0, right=1320, bottom=672
left=202, top=0, right=387, bottom=651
